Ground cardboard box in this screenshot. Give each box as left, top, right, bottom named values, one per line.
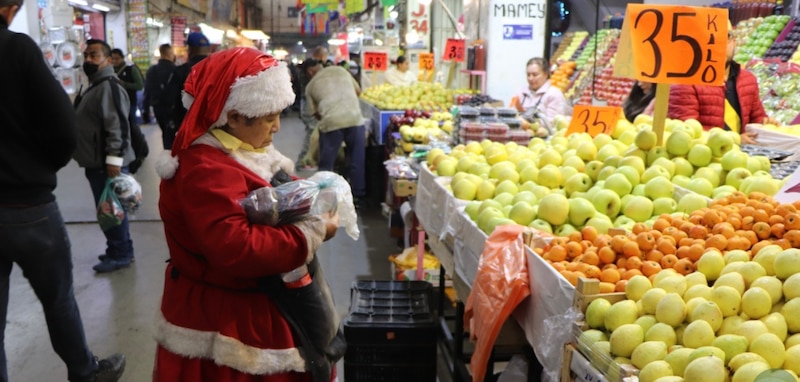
left=391, top=178, right=417, bottom=197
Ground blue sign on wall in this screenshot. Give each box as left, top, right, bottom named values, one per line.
left=502, top=24, right=533, bottom=40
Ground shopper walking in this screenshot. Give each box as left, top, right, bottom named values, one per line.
left=0, top=2, right=126, bottom=381
left=73, top=39, right=136, bottom=273
left=153, top=47, right=339, bottom=381
left=668, top=21, right=778, bottom=144
left=110, top=48, right=144, bottom=128
left=305, top=64, right=367, bottom=203
left=162, top=32, right=210, bottom=136
left=143, top=43, right=177, bottom=149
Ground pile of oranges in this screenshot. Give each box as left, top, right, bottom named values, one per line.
left=536, top=191, right=800, bottom=292
left=550, top=61, right=577, bottom=92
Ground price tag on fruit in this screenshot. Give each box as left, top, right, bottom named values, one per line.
left=442, top=38, right=466, bottom=62
left=364, top=52, right=388, bottom=71
left=566, top=105, right=622, bottom=137
left=419, top=52, right=434, bottom=71
left=625, top=4, right=728, bottom=85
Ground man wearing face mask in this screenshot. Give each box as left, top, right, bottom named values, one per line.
left=73, top=39, right=136, bottom=273
left=0, top=2, right=126, bottom=381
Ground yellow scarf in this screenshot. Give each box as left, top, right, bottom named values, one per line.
left=724, top=99, right=741, bottom=133
left=210, top=129, right=265, bottom=153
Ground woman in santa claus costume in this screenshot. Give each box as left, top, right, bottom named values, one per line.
left=152, top=47, right=340, bottom=381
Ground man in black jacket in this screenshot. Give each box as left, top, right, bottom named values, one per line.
left=143, top=43, right=176, bottom=149
left=162, top=32, right=210, bottom=135
left=0, top=0, right=125, bottom=381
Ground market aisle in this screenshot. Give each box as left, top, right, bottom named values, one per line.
left=4, top=115, right=421, bottom=381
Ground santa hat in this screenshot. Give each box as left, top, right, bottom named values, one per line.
left=156, top=47, right=295, bottom=179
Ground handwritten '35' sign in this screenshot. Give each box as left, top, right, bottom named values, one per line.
left=626, top=4, right=728, bottom=86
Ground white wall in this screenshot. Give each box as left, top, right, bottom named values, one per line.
left=8, top=2, right=40, bottom=42
left=105, top=8, right=128, bottom=53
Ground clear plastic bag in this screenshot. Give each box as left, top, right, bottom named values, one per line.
left=240, top=171, right=360, bottom=240
left=110, top=173, right=142, bottom=214
left=541, top=306, right=583, bottom=382
left=97, top=179, right=125, bottom=231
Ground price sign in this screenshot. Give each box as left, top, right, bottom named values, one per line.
left=566, top=106, right=622, bottom=137
left=419, top=53, right=434, bottom=71
left=363, top=52, right=388, bottom=72
left=443, top=38, right=466, bottom=62
left=626, top=4, right=728, bottom=86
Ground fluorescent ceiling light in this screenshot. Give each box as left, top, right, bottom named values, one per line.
left=146, top=17, right=163, bottom=28
left=328, top=38, right=346, bottom=46
left=69, top=0, right=88, bottom=6
left=92, top=3, right=109, bottom=11
left=241, top=30, right=269, bottom=40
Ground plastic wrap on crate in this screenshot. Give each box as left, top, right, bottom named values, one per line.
left=743, top=125, right=800, bottom=161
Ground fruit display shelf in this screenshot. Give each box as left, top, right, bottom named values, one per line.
left=740, top=144, right=795, bottom=161
left=735, top=15, right=791, bottom=64
left=744, top=59, right=800, bottom=125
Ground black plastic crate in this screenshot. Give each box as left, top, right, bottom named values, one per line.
left=344, top=281, right=437, bottom=382
left=344, top=361, right=437, bottom=382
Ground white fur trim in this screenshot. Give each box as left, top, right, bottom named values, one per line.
left=155, top=151, right=180, bottom=179
left=212, top=62, right=295, bottom=128
left=154, top=311, right=306, bottom=375
left=194, top=133, right=295, bottom=181
left=292, top=215, right=326, bottom=264
left=182, top=91, right=195, bottom=110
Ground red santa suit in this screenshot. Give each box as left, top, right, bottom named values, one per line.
left=152, top=48, right=328, bottom=381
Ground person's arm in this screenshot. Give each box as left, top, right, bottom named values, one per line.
left=19, top=34, right=77, bottom=169
left=667, top=84, right=700, bottom=121
left=541, top=88, right=569, bottom=123
left=98, top=82, right=130, bottom=175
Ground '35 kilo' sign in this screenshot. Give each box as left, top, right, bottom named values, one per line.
left=627, top=4, right=728, bottom=86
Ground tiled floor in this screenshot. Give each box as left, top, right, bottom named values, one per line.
left=3, top=115, right=458, bottom=381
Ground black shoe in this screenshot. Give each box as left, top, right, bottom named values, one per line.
left=97, top=254, right=135, bottom=263
left=92, top=258, right=132, bottom=273
left=84, top=354, right=126, bottom=382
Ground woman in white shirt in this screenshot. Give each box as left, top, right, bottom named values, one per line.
left=384, top=56, right=417, bottom=86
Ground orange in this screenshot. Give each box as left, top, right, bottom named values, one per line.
left=641, top=261, right=662, bottom=277
left=597, top=246, right=617, bottom=265
left=752, top=222, right=772, bottom=240
left=581, top=226, right=599, bottom=242
left=636, top=232, right=656, bottom=252
left=615, top=280, right=628, bottom=292
left=645, top=249, right=664, bottom=263
left=600, top=268, right=621, bottom=284
left=548, top=245, right=567, bottom=262
left=599, top=282, right=616, bottom=293
left=622, top=241, right=642, bottom=258
left=772, top=223, right=786, bottom=239
left=673, top=258, right=695, bottom=275
left=705, top=234, right=728, bottom=251
left=688, top=243, right=705, bottom=262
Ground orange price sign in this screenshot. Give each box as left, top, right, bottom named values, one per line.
left=625, top=4, right=728, bottom=86
left=363, top=52, right=388, bottom=72
left=566, top=106, right=622, bottom=137
left=442, top=38, right=466, bottom=62
left=419, top=53, right=434, bottom=71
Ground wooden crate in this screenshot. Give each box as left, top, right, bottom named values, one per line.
left=572, top=278, right=626, bottom=318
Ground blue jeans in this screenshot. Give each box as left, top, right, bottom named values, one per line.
left=318, top=125, right=366, bottom=197
left=0, top=202, right=96, bottom=381
left=84, top=168, right=134, bottom=260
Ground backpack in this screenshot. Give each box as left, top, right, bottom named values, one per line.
left=75, top=76, right=149, bottom=174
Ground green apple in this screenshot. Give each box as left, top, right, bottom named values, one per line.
left=620, top=152, right=647, bottom=173
left=711, top=334, right=749, bottom=364
left=537, top=164, right=563, bottom=189
left=618, top=129, right=638, bottom=146
left=688, top=144, right=713, bottom=167
left=616, top=166, right=642, bottom=187
left=528, top=218, right=552, bottom=233
left=564, top=173, right=593, bottom=196
left=597, top=166, right=617, bottom=181
left=483, top=216, right=516, bottom=234
left=613, top=118, right=635, bottom=139
left=632, top=184, right=647, bottom=196
left=585, top=161, right=604, bottom=181
left=632, top=341, right=668, bottom=369
left=519, top=165, right=539, bottom=184
left=515, top=158, right=537, bottom=172
left=585, top=215, right=614, bottom=234
left=651, top=157, right=676, bottom=177
left=686, top=177, right=714, bottom=197
left=647, top=146, right=670, bottom=166
left=537, top=148, right=562, bottom=167
left=476, top=207, right=504, bottom=232
left=605, top=173, right=633, bottom=197
left=512, top=191, right=538, bottom=205
left=750, top=332, right=786, bottom=368
left=493, top=192, right=515, bottom=207
left=713, top=185, right=738, bottom=198
left=672, top=157, right=695, bottom=177
left=488, top=161, right=515, bottom=178
left=740, top=176, right=780, bottom=196
left=555, top=223, right=579, bottom=237
left=664, top=347, right=693, bottom=377
left=694, top=167, right=722, bottom=188
left=437, top=157, right=459, bottom=176
left=684, top=118, right=704, bottom=138
left=682, top=320, right=715, bottom=348
left=635, top=127, right=658, bottom=150
left=622, top=196, right=653, bottom=222
left=677, top=193, right=709, bottom=214
left=568, top=198, right=597, bottom=226
left=605, top=155, right=623, bottom=168
left=642, top=166, right=672, bottom=183
left=478, top=199, right=504, bottom=214
left=684, top=354, right=726, bottom=382
left=586, top=299, right=612, bottom=329
left=672, top=175, right=692, bottom=188
left=644, top=177, right=675, bottom=200
left=721, top=149, right=749, bottom=171
left=494, top=166, right=520, bottom=184
left=707, top=130, right=735, bottom=157
left=464, top=201, right=481, bottom=221
left=746, top=156, right=762, bottom=174
left=755, top=155, right=772, bottom=172
left=562, top=155, right=586, bottom=172
left=559, top=166, right=579, bottom=185
left=468, top=162, right=491, bottom=177
left=596, top=144, right=621, bottom=162
left=576, top=141, right=597, bottom=161
left=529, top=184, right=551, bottom=200
left=666, top=130, right=693, bottom=156
left=452, top=178, right=478, bottom=200
left=494, top=180, right=519, bottom=196
left=645, top=323, right=677, bottom=347
left=475, top=180, right=497, bottom=201
left=537, top=193, right=569, bottom=226
left=652, top=197, right=677, bottom=215
left=508, top=201, right=537, bottom=225
left=609, top=323, right=644, bottom=357
left=593, top=133, right=613, bottom=149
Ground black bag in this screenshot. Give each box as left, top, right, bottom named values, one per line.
left=75, top=77, right=149, bottom=174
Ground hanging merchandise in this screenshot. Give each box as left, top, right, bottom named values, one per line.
left=40, top=23, right=86, bottom=95
left=127, top=0, right=149, bottom=69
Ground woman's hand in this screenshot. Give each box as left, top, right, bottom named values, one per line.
left=741, top=131, right=758, bottom=145
left=763, top=116, right=780, bottom=126
left=322, top=211, right=339, bottom=241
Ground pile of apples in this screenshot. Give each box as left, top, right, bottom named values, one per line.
left=734, top=15, right=791, bottom=64
left=360, top=82, right=473, bottom=111
left=539, top=192, right=800, bottom=288
left=577, top=237, right=800, bottom=382
left=394, top=110, right=454, bottom=153
left=552, top=31, right=589, bottom=63
left=429, top=115, right=782, bottom=237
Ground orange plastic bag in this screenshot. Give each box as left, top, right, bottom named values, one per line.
left=464, top=225, right=531, bottom=382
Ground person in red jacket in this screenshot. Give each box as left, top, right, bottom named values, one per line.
left=668, top=26, right=777, bottom=144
